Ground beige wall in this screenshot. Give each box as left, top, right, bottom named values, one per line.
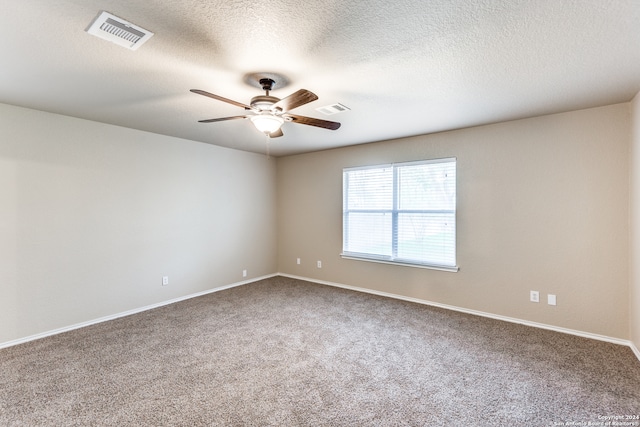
left=631, top=92, right=640, bottom=351
left=277, top=103, right=630, bottom=340
left=0, top=103, right=277, bottom=345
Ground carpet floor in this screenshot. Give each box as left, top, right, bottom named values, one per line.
left=1, top=276, right=639, bottom=426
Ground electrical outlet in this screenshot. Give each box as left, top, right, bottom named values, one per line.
left=530, top=290, right=539, bottom=303
left=548, top=294, right=557, bottom=306
left=317, top=260, right=322, bottom=268
left=162, top=276, right=169, bottom=286
left=242, top=269, right=247, bottom=278
left=297, top=258, right=301, bottom=265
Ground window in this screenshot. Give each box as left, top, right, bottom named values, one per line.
left=342, top=158, right=457, bottom=271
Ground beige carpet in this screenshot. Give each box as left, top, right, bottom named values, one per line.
left=1, top=276, right=639, bottom=426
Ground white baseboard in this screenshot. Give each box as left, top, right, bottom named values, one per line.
left=631, top=342, right=640, bottom=362
left=0, top=274, right=277, bottom=350
left=279, top=273, right=640, bottom=361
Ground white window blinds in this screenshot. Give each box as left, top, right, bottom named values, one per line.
left=342, top=158, right=457, bottom=271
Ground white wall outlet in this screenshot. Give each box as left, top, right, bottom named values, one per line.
left=162, top=276, right=169, bottom=286
left=548, top=294, right=557, bottom=306
left=317, top=260, right=322, bottom=268
left=297, top=258, right=301, bottom=265
left=530, top=290, right=539, bottom=303
left=242, top=269, right=247, bottom=278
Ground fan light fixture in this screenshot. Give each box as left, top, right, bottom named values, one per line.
left=250, top=114, right=284, bottom=134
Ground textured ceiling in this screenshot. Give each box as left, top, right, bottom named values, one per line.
left=1, top=0, right=639, bottom=156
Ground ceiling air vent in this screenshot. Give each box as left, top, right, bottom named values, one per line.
left=316, top=103, right=351, bottom=116
left=86, top=11, right=153, bottom=50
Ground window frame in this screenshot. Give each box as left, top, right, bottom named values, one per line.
left=341, top=158, right=458, bottom=272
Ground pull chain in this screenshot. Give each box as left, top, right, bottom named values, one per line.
left=265, top=133, right=270, bottom=159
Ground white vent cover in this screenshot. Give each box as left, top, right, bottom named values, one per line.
left=316, top=103, right=351, bottom=115
left=86, top=11, right=153, bottom=50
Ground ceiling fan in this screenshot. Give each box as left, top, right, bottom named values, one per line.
left=190, top=78, right=341, bottom=138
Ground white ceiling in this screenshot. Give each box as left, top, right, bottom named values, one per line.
left=1, top=1, right=639, bottom=157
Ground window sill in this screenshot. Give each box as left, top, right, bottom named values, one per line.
left=340, top=254, right=459, bottom=272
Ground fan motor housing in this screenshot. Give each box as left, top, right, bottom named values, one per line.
left=251, top=95, right=280, bottom=112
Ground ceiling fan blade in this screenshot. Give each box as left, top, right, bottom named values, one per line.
left=272, top=89, right=318, bottom=112
left=198, top=115, right=247, bottom=123
left=285, top=114, right=341, bottom=130
left=269, top=128, right=284, bottom=138
left=190, top=89, right=252, bottom=110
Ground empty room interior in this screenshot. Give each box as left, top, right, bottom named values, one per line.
left=1, top=0, right=640, bottom=425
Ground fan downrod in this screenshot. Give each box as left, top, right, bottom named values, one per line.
left=259, top=78, right=276, bottom=95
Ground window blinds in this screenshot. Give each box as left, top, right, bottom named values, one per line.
left=343, top=158, right=457, bottom=270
